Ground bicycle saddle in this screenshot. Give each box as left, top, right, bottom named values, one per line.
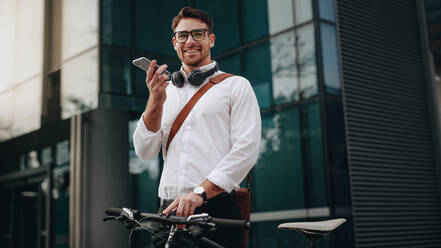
left=277, top=218, right=346, bottom=235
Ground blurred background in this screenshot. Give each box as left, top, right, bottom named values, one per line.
left=1, top=0, right=441, bottom=247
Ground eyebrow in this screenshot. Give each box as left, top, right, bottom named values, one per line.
left=174, top=28, right=209, bottom=32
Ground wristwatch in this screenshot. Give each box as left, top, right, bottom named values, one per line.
left=193, top=186, right=208, bottom=204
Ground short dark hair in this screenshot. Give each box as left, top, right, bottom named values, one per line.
left=172, top=7, right=213, bottom=32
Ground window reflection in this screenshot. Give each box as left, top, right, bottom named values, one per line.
left=270, top=31, right=298, bottom=104
left=254, top=108, right=305, bottom=212
left=321, top=23, right=341, bottom=94
left=297, top=24, right=318, bottom=98
left=61, top=48, right=99, bottom=119
left=62, top=0, right=98, bottom=60
left=270, top=26, right=318, bottom=106
left=319, top=0, right=336, bottom=22
left=294, top=0, right=313, bottom=24
left=266, top=0, right=294, bottom=34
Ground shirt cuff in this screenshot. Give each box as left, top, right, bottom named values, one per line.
left=207, top=172, right=238, bottom=193
left=136, top=116, right=161, bottom=140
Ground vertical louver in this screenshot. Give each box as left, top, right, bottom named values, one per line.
left=336, top=0, right=441, bottom=247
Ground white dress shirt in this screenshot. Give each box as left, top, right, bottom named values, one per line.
left=133, top=62, right=261, bottom=200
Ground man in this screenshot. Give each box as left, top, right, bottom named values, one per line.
left=133, top=7, right=261, bottom=247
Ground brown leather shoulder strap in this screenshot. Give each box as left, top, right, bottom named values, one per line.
left=166, top=73, right=234, bottom=153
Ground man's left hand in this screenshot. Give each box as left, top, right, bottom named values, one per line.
left=162, top=192, right=204, bottom=218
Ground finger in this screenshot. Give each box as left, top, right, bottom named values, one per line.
left=157, top=74, right=169, bottom=87
left=151, top=65, right=168, bottom=90
left=189, top=205, right=196, bottom=216
left=182, top=201, right=190, bottom=217
left=156, top=64, right=168, bottom=76
left=176, top=198, right=185, bottom=217
left=162, top=200, right=178, bottom=215
left=159, top=81, right=169, bottom=91
left=146, top=60, right=157, bottom=83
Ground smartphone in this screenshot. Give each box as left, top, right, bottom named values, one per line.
left=132, top=57, right=171, bottom=76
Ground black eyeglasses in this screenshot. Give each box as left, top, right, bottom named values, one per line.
left=173, top=29, right=211, bottom=43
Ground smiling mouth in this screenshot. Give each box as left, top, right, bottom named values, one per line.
left=184, top=49, right=201, bottom=54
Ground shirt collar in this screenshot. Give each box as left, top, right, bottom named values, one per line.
left=180, top=61, right=217, bottom=79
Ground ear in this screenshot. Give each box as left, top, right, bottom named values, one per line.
left=172, top=37, right=177, bottom=50
left=209, top=33, right=215, bottom=48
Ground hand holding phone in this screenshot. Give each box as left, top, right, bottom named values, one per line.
left=132, top=57, right=171, bottom=76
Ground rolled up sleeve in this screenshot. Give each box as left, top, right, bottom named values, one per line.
left=207, top=78, right=261, bottom=192
left=133, top=117, right=162, bottom=160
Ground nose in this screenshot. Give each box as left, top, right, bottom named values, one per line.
left=185, top=33, right=197, bottom=44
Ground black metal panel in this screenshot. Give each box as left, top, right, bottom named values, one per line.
left=336, top=0, right=441, bottom=247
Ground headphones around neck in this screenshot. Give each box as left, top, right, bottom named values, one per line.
left=171, top=63, right=219, bottom=88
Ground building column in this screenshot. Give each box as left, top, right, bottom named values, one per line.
left=70, top=108, right=130, bottom=248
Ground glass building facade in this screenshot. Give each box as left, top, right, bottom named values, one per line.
left=1, top=0, right=440, bottom=247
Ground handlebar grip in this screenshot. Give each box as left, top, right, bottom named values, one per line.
left=210, top=217, right=250, bottom=229
left=105, top=207, right=123, bottom=216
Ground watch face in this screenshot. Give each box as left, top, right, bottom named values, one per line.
left=193, top=186, right=204, bottom=194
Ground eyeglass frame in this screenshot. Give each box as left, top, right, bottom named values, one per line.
left=173, top=28, right=212, bottom=43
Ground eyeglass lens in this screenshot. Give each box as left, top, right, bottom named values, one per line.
left=175, top=29, right=207, bottom=43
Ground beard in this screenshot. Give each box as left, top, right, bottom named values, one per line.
left=182, top=55, right=206, bottom=67
left=178, top=45, right=210, bottom=68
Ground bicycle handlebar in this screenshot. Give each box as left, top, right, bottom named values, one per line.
left=104, top=207, right=250, bottom=229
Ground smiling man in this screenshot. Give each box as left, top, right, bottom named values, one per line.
left=133, top=7, right=261, bottom=247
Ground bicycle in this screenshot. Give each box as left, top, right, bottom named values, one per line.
left=103, top=207, right=346, bottom=248
left=103, top=207, right=250, bottom=248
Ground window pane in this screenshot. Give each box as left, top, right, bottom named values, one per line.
left=101, top=49, right=131, bottom=95
left=270, top=31, right=299, bottom=104
left=134, top=0, right=189, bottom=56
left=303, top=101, right=327, bottom=207
left=12, top=77, right=42, bottom=137
left=243, top=41, right=273, bottom=109
left=61, top=48, right=99, bottom=119
left=294, top=0, right=313, bottom=24
left=320, top=23, right=341, bottom=95
left=56, top=140, right=70, bottom=166
left=251, top=220, right=308, bottom=247
left=254, top=107, right=305, bottom=212
left=0, top=91, right=13, bottom=142
left=196, top=0, right=240, bottom=55
left=128, top=119, right=160, bottom=213
left=326, top=99, right=350, bottom=210
left=0, top=0, right=16, bottom=92
left=62, top=0, right=98, bottom=60
left=297, top=24, right=318, bottom=99
left=241, top=0, right=269, bottom=42
left=53, top=165, right=69, bottom=248
left=217, top=53, right=241, bottom=76
left=267, top=0, right=294, bottom=34
left=318, top=0, right=336, bottom=22
left=14, top=0, right=45, bottom=83
left=101, top=0, right=131, bottom=47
